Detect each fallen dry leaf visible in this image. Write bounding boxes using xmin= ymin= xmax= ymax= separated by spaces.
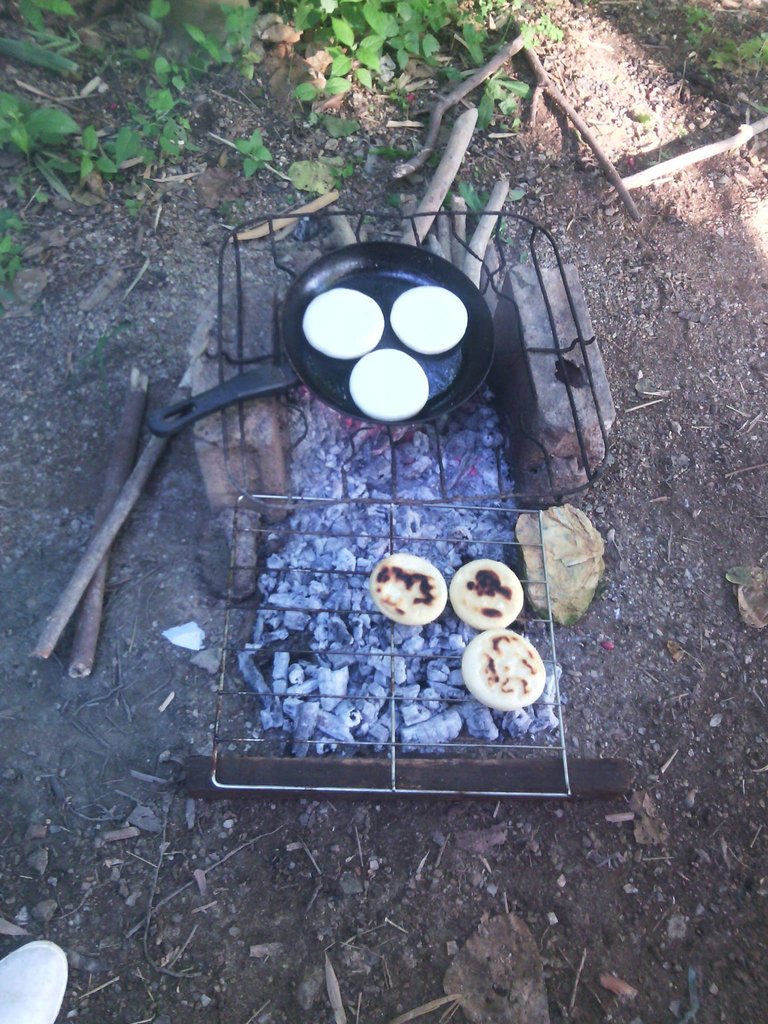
xmin=325 ymin=954 xmax=347 ymax=1024
xmin=628 ymin=790 xmax=669 ymax=846
xmin=731 ymin=567 xmax=768 ymax=629
xmin=600 ymin=973 xmax=638 ymax=999
xmin=455 ymin=825 xmax=507 ymax=855
xmin=666 ymin=639 xmax=686 ymax=662
xmin=250 ymin=942 xmax=284 ymax=959
xmin=443 ymin=914 xmax=549 ymax=1023
xmin=194 ymin=166 xmax=245 ymax=209
xmin=0 ymin=917 xmax=29 ymax=937
xmin=516 ymin=504 xmax=605 ymax=625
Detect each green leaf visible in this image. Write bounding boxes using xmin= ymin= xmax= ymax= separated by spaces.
xmin=148 ymin=87 xmax=175 ymax=115
xmin=422 ymin=34 xmax=439 ymax=59
xmin=477 ymin=89 xmax=494 ymax=130
xmin=322 ymin=115 xmax=359 ymax=138
xmin=27 ymin=106 xmax=80 ymax=144
xmin=506 ymin=79 xmax=531 ymax=98
xmin=243 ymin=156 xmax=258 ymax=178
xmin=34 ymin=155 xmax=71 ymax=199
xmin=288 ymin=158 xmax=337 ymax=194
xmin=80 ymin=152 xmax=94 ymax=179
xmin=111 ymin=126 xmax=142 ymax=166
xmin=726 ymin=566 xmax=754 ymax=586
xmin=325 ymin=77 xmax=351 ymax=95
xmin=154 ymin=55 xmax=172 ymax=77
xmin=35 ymin=0 xmax=76 ymax=15
xmin=356 ymin=44 xmax=381 ymax=70
xmin=354 ymin=66 xmax=372 ymax=88
xmin=331 ymin=52 xmax=353 ymax=76
xmin=150 ymin=0 xmax=171 ymax=19
xmin=508 ymin=186 xmax=525 ymax=201
xmin=363 ymin=1 xmax=397 ymax=37
xmin=10 ymin=123 xmax=31 ymax=154
xmin=294 ymin=81 xmax=319 ymax=102
xmin=81 ymin=124 xmax=98 ymax=151
xmin=331 ymin=17 xmax=355 ymax=47
xmin=0 ymin=37 xmax=78 ymax=73
xmin=462 ymin=23 xmax=485 ymax=65
xmin=96 ymin=154 xmax=117 ymax=174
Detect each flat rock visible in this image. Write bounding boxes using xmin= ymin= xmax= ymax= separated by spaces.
xmin=443 ymin=914 xmax=550 ymax=1024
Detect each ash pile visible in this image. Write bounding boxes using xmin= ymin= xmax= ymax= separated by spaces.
xmin=238 ymin=390 xmax=562 ymax=757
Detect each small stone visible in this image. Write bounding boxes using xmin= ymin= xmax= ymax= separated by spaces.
xmin=32 ymin=899 xmax=57 ymax=923
xmin=25 ymin=823 xmax=48 ymax=841
xmin=368 ymin=858 xmax=380 ymax=872
xmin=624 ymin=884 xmax=639 ymax=894
xmin=190 ymin=647 xmax=221 ymax=674
xmin=556 ymin=873 xmax=566 ymax=888
xmin=27 ymin=848 xmax=49 ymax=875
xmin=339 ymin=873 xmax=364 ymax=895
xmin=12 ymin=267 xmax=49 ymax=305
xmin=547 ymin=912 xmax=559 ymax=926
xmin=296 ymin=966 xmax=324 ymax=1010
xmin=486 ymin=883 xmax=499 ymax=896
xmin=199 ymin=994 xmax=212 ymax=1007
xmin=446 ymin=940 xmax=458 ymax=956
xmin=667 ymin=913 xmax=687 ymax=940
xmin=222 ymin=818 xmax=235 ymax=830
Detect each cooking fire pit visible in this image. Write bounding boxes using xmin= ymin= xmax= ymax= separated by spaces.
xmin=181 ymin=207 xmax=629 ymax=800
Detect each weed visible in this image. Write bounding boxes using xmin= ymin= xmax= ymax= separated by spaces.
xmin=234 ymin=129 xmax=272 ymax=177
xmin=0 ymin=211 xmax=25 ymax=314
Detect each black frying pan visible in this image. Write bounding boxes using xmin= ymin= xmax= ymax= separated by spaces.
xmin=148 ymin=242 xmax=495 ymax=437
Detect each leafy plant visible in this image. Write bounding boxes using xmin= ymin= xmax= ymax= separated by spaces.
xmin=0 ymin=211 xmax=25 ymax=314
xmin=18 ymin=0 xmax=76 ymax=32
xmin=234 ymin=129 xmax=272 ymax=177
xmin=477 ymin=72 xmax=530 ymax=130
xmin=0 ymin=91 xmax=79 ymax=156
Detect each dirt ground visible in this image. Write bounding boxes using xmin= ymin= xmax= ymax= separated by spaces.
xmin=1 ymin=1 xmax=767 ymax=1022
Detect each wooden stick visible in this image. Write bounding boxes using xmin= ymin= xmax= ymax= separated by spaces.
xmin=463 ymin=177 xmax=510 ymax=286
xmin=394 ymin=34 xmax=525 ymax=178
xmin=449 ymin=194 xmax=467 ymax=268
xmin=235 ymin=191 xmax=340 ymax=241
xmin=622 ymin=114 xmax=768 ymax=190
xmin=33 ymin=434 xmax=168 ymax=660
xmin=68 ymin=370 xmax=148 ymax=677
xmin=400 ymin=107 xmax=479 ymax=246
xmin=522 ymin=46 xmax=641 ymax=223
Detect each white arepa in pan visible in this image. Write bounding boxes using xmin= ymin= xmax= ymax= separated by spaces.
xmin=349 ymin=348 xmax=429 ymax=422
xmin=302 ymin=288 xmax=385 ymax=359
xmin=390 ymin=285 xmax=468 ymax=355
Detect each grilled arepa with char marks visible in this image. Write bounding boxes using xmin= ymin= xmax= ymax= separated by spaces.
xmin=460 ymin=628 xmax=546 ymax=710
xmin=369 ymin=553 xmax=448 ymax=625
xmin=449 ymin=558 xmax=524 ymax=630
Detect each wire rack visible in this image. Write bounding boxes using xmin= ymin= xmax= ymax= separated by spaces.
xmin=184 ymin=207 xmax=624 ymax=800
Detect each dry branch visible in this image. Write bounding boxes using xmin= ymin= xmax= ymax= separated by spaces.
xmin=401 ymin=106 xmax=479 ymax=245
xmin=622 ymin=114 xmax=768 ymax=190
xmin=522 ymin=46 xmax=641 ymax=222
xmin=463 ymin=177 xmax=510 ymax=286
xmin=68 ymin=369 xmax=147 ymax=677
xmin=33 ymin=329 xmax=211 ymax=661
xmin=235 ymin=191 xmax=340 ymax=241
xmin=394 ymin=34 xmax=526 ymax=178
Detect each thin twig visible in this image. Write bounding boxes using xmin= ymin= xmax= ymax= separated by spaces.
xmin=725 ymin=460 xmax=768 ymax=480
xmin=126 ymin=824 xmax=284 ymax=939
xmin=568 ymin=947 xmax=587 ymax=1014
xmin=523 ymin=46 xmax=641 ymax=222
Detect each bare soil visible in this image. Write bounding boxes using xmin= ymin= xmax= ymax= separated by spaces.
xmin=1 ymin=2 xmax=767 ymax=1023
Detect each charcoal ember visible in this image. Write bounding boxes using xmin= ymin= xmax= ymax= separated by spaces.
xmin=319 ymin=666 xmax=349 ymax=710
xmin=317 ymin=709 xmax=355 ymax=743
xmin=292 ymin=701 xmax=320 ymax=757
xmin=401 ymin=709 xmax=463 ymax=748
xmin=461 ymin=703 xmax=499 ymax=742
xmin=261 ymin=707 xmax=286 ymax=731
xmin=401 ymin=702 xmax=433 ymax=727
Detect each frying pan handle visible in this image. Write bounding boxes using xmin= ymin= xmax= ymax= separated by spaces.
xmin=147 ymin=364 xmax=299 ymax=437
